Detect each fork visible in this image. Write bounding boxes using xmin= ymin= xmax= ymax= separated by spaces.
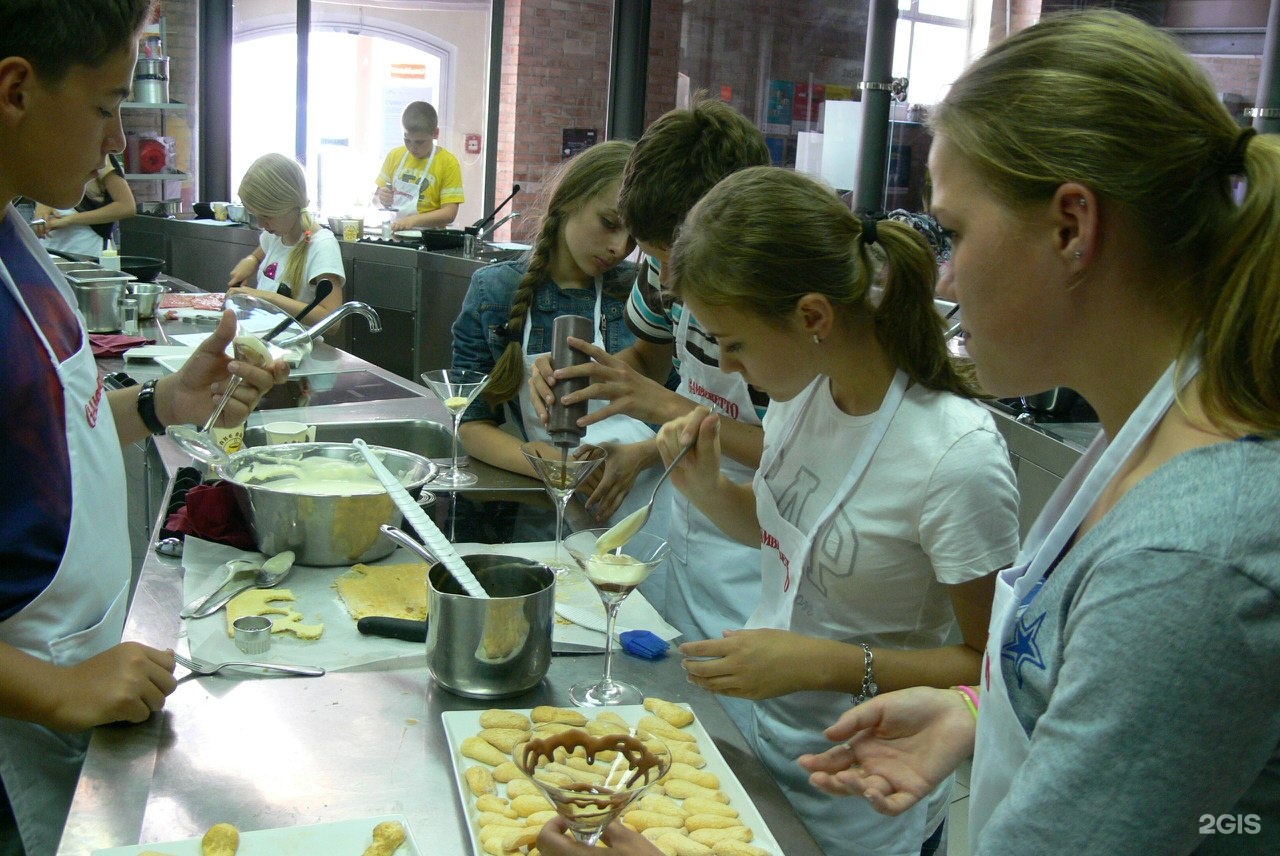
xmin=172 ymin=652 xmax=325 ymax=677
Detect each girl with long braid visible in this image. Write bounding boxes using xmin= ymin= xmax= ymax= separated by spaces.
xmin=227 ymin=153 xmax=345 ymax=325
xmin=451 ymin=141 xmax=673 ymax=564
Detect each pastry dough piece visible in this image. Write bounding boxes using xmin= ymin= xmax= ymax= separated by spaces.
xmin=480 ymin=728 xmax=530 ymax=754
xmin=463 ymin=736 xmax=510 ymax=767
xmin=638 ymin=715 xmax=697 ymax=744
xmin=643 ymin=697 xmax=695 ymax=728
xmin=662 ymin=780 xmax=728 ymax=803
xmin=264 ymin=610 xmax=324 ymax=640
xmin=361 ymin=819 xmax=407 ymax=856
xmin=201 ymin=822 xmax=239 ymax=856
xmin=710 ymin=841 xmax=769 ymax=856
xmin=334 ymin=562 xmax=428 ymax=621
xmin=480 ymin=709 xmax=533 ymax=731
xmin=224 ymin=589 xmax=323 ymax=639
xmin=689 ymin=826 xmax=752 ymax=846
xmin=466 ymin=765 xmax=497 ymax=796
xmin=531 ymin=705 xmax=588 ymax=726
xmin=682 ymin=797 xmax=738 ymax=818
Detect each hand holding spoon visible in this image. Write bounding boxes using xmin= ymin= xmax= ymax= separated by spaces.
xmin=594 ymin=439 xmax=694 ymax=554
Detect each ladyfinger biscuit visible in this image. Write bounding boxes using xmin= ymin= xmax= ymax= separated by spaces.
xmin=476 ymin=794 xmax=517 ymax=817
xmin=502 ymin=828 xmax=540 ymax=853
xmin=480 ymin=709 xmax=533 ymax=730
xmin=662 ymin=779 xmax=729 ymax=802
xmin=669 ymin=745 xmax=706 ymax=768
xmin=525 ymin=810 xmax=558 ymax=826
xmin=462 ymin=735 xmax=509 ymax=767
xmin=492 ymin=761 xmax=526 ymax=783
xmin=505 ymin=777 xmax=543 ymax=799
xmin=710 ymin=841 xmax=769 ymax=856
xmin=666 ymin=762 xmax=719 ymax=790
xmin=476 ymin=811 xmax=525 ymax=828
xmin=643 ymin=697 xmax=696 ymax=728
xmin=530 ymin=705 xmax=588 ymax=726
xmin=682 ymin=797 xmax=738 ymax=818
xmin=625 ymin=810 xmax=685 ymax=832
xmin=638 ymin=715 xmax=698 ymax=744
xmin=689 ymin=826 xmax=752 ymax=846
xmin=637 ymin=793 xmax=688 ymax=818
xmin=531 ymin=721 xmax=576 ymax=737
xmin=546 ymin=761 xmax=604 ymax=784
xmin=596 ymin=710 xmax=629 ymax=727
xmin=684 ymin=814 xmax=742 ymax=832
xmin=480 ymin=727 xmax=531 ymax=754
xmin=466 ymin=764 xmax=497 ymax=796
xmin=511 ymin=794 xmax=554 ymax=817
xmin=656 ymin=832 xmax=713 ymax=856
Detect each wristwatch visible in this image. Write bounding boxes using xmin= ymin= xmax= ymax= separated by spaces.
xmin=853 ymin=642 xmax=878 ymax=705
xmin=136 ymin=379 xmax=166 ymax=435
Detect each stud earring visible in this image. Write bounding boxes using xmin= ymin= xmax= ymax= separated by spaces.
xmin=812 ymin=334 xmax=822 ymax=345
xmin=1073 ymin=250 xmax=1084 ymax=260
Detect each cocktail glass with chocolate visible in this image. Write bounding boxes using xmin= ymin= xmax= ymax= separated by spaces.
xmin=517 ymin=729 xmax=671 ymax=845
xmin=521 ymin=443 xmax=607 ymax=575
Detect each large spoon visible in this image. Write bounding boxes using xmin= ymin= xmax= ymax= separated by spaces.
xmin=185 ymin=551 xmax=295 ymax=619
xmin=179 ymin=557 xmax=261 ymax=618
xmin=594 ymin=439 xmax=694 ymax=554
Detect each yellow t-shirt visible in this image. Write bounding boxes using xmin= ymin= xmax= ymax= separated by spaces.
xmin=376 ymin=145 xmax=465 ymax=213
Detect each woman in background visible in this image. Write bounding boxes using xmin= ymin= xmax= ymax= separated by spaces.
xmin=34 ymin=153 xmax=135 ymax=256
xmin=227 ymin=153 xmax=344 ymax=325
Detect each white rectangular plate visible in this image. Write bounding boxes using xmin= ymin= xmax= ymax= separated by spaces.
xmin=91 ymin=813 xmax=420 ymax=855
xmin=441 ymin=704 xmax=783 ymax=856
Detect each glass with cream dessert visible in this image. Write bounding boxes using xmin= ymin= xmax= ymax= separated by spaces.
xmin=516 ymin=729 xmax=671 ymax=845
xmin=563 ymin=529 xmax=671 ymax=706
xmin=420 ymin=369 xmax=490 ymax=487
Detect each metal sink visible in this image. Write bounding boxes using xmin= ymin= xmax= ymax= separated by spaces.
xmin=475 ymin=248 xmax=528 ymax=263
xmin=244 ymin=418 xmax=456 ymax=460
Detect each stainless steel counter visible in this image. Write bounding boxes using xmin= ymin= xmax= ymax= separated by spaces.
xmin=62 ymin=323 xmax=823 ymax=855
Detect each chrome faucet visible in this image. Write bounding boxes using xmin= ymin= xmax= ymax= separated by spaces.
xmin=477 ymin=211 xmax=521 ymax=242
xmin=274 ymin=301 xmax=382 ymax=348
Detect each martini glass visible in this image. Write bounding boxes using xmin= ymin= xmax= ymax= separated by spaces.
xmin=421 ymin=369 xmax=490 ymax=487
xmin=516 ymin=729 xmax=671 ymax=845
xmin=563 ymin=529 xmax=670 ymax=706
xmin=520 ymin=442 xmax=606 ymax=574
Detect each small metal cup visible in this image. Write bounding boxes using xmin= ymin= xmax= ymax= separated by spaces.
xmin=233 ymin=615 xmax=273 ymax=655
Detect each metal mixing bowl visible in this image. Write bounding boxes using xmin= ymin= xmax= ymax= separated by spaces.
xmin=217 ymin=442 xmax=438 ymax=566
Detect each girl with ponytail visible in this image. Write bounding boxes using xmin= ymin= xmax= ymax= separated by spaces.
xmin=228 ymin=153 xmax=345 ymax=325
xmin=452 ymin=141 xmax=673 ymax=545
xmin=650 ymin=165 xmax=1019 ymax=855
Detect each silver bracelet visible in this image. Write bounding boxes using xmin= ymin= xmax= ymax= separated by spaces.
xmin=853 ymin=642 xmax=878 ymax=705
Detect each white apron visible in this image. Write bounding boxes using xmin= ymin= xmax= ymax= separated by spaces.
xmin=968 ymin=357 xmax=1196 ymax=851
xmin=0 ymin=219 xmax=131 ymax=856
xmin=517 ymin=285 xmax=672 ymax=604
xmin=41 ymin=210 xmax=105 ymax=258
xmin=663 ymin=305 xmax=764 ymax=732
xmin=747 ymin=372 xmax=936 ymax=855
xmin=390 ymin=146 xmax=438 ymax=219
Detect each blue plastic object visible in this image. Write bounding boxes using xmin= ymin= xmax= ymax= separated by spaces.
xmin=620 ymin=630 xmax=669 ymax=660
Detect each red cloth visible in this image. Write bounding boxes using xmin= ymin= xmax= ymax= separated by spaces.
xmin=89 ymin=334 xmax=152 ymax=357
xmin=164 ymin=482 xmax=257 ymax=551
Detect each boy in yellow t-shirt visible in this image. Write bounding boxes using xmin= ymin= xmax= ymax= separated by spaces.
xmin=375 ymin=101 xmax=465 ymax=231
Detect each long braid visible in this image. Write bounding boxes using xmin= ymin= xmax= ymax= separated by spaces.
xmin=482 ymin=211 xmax=562 ymax=407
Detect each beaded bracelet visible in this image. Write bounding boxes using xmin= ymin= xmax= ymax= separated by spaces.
xmin=952 ymin=684 xmax=980 ymax=720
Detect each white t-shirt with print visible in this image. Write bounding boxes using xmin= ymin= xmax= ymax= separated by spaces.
xmin=255 ymin=227 xmax=344 ymax=302
xmin=759 ymin=376 xmax=1020 ymax=647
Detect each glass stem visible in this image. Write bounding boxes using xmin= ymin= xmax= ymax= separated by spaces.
xmin=553 ymin=494 xmax=568 ymax=564
xmin=601 ymin=598 xmax=621 ymax=688
xmin=450 ymin=416 xmax=461 ymax=476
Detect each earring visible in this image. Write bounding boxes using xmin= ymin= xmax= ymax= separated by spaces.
xmin=1073 ymin=250 xmax=1084 ymax=260
xmin=812 ymin=334 xmax=822 ymax=345
xmin=1079 ymin=198 xmax=1087 ymax=208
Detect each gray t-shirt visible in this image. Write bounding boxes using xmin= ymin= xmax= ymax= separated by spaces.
xmin=979 ymin=438 xmax=1280 ymax=855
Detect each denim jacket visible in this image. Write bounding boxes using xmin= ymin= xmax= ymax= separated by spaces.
xmin=451 ymin=259 xmax=638 ymax=429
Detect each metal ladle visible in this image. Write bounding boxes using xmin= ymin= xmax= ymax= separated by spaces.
xmin=185 ymin=551 xmax=295 ymax=619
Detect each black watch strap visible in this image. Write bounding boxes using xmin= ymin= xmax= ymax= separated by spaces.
xmin=136 ymin=379 xmax=166 ymax=435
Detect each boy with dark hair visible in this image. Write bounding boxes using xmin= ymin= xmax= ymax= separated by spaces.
xmin=375 ymin=100 xmax=465 ymax=231
xmin=0 ymin=4 xmax=284 ymax=851
xmin=530 ymin=97 xmax=772 ymax=731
